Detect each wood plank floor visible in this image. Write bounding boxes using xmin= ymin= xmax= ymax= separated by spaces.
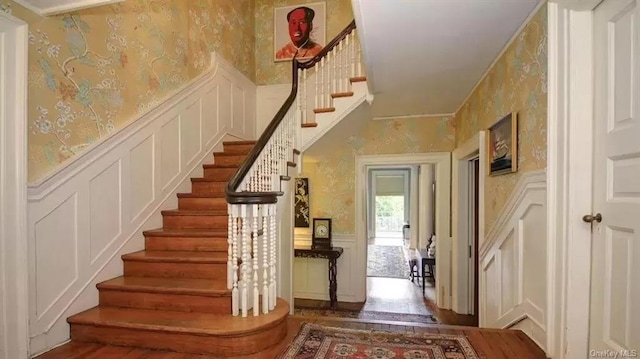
xmin=37 ymin=316 xmax=547 ymax=359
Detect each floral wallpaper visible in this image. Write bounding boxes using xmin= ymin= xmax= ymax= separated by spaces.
xmin=3 ymin=0 xmax=254 ymax=183
xmin=454 ymin=4 xmax=547 ymax=233
xmin=255 ymin=0 xmax=353 ymax=85
xmin=300 ymin=116 xmax=455 ymax=235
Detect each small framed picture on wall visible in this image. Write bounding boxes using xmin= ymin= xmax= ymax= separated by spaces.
xmin=487 ymin=112 xmax=518 ymax=176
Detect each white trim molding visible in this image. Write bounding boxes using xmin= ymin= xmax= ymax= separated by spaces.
xmin=26 ymin=52 xmax=256 ymax=356
xmin=12 ymin=0 xmax=124 ymax=16
xmin=0 ymin=12 xmax=29 ymax=359
xmin=451 ymin=131 xmax=486 ymax=315
xmin=479 ymin=169 xmax=547 ymax=351
xmin=372 ymin=113 xmax=455 ymax=121
xmin=355 ymin=153 xmax=452 ymax=308
xmin=547 ymin=2 xmax=598 ymax=358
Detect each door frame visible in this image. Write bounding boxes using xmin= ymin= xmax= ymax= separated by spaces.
xmin=547 ymin=1 xmax=601 ymax=358
xmin=0 ymin=11 xmax=29 ymax=359
xmin=451 ymin=132 xmax=486 ymax=316
xmin=355 ymin=153 xmax=451 ymax=308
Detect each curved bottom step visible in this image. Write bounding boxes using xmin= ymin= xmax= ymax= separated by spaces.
xmin=68 ymin=298 xmax=289 ymax=357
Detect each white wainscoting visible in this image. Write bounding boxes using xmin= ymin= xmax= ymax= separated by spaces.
xmin=479 ymin=169 xmax=547 ymax=351
xmin=26 ymin=52 xmax=256 ymax=356
xmin=256 ymin=84 xmax=290 ymax=137
xmin=293 ymin=233 xmax=360 ymax=303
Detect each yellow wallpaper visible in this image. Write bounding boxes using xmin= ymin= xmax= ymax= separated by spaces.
xmin=255 ymin=0 xmax=353 ymax=85
xmin=300 ymin=116 xmax=455 ymax=235
xmin=454 ymin=4 xmax=547 ymax=233
xmin=1 ymin=0 xmax=254 ymax=183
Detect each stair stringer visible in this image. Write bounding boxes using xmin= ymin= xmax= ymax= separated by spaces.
xmin=301 ymin=81 xmax=371 ymax=152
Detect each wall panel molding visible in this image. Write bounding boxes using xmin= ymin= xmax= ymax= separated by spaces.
xmin=26 ymin=52 xmax=256 ymax=356
xmin=480 ymin=169 xmax=547 ymax=351
xmin=293 ymin=234 xmax=359 ymax=302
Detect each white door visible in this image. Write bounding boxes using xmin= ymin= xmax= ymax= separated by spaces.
xmin=590 ymin=0 xmax=640 ymax=352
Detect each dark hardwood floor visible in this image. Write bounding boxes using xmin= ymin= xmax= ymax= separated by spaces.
xmin=37 ymin=316 xmax=546 ymax=359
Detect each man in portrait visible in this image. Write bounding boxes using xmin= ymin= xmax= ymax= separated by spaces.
xmin=276 ymin=6 xmax=323 ymax=60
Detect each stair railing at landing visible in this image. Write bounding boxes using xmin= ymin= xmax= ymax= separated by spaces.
xmin=225 ymin=20 xmax=364 ymax=317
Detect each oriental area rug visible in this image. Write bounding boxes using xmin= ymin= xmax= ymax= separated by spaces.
xmin=278 ymin=323 xmax=479 ymax=359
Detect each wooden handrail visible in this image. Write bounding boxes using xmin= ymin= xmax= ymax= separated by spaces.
xmin=225 ymin=20 xmax=357 ymax=204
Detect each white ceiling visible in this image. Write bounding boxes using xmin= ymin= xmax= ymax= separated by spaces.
xmin=353 ymin=0 xmax=542 ymax=118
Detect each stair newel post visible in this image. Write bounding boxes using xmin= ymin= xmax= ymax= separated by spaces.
xmin=269 ymin=203 xmax=277 ymax=310
xmin=262 ymin=205 xmax=269 ymax=314
xmin=240 ymin=204 xmax=249 ymax=317
xmin=231 ymin=205 xmax=240 ymax=316
xmin=252 ymin=204 xmax=259 ymax=316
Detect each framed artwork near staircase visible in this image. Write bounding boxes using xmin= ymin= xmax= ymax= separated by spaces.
xmin=274 ymin=2 xmax=326 ymax=62
xmin=487 ymin=112 xmax=518 ymax=176
xmin=294 ymin=178 xmax=310 ymax=227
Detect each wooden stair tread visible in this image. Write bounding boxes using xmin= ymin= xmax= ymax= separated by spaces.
xmin=161 ymin=209 xmax=228 ymax=216
xmin=350 ymin=76 xmax=367 ymax=82
xmin=213 ymin=152 xmax=246 ymax=157
xmin=202 ymin=164 xmax=239 ymax=169
xmin=176 ymin=192 xmax=225 ymax=199
xmin=98 ymin=276 xmax=230 ymax=296
xmin=287 ymin=161 xmax=297 ymax=168
xmin=143 ymin=228 xmax=228 ymax=237
xmin=313 ymin=107 xmax=335 ymax=114
xmin=191 ymin=178 xmax=228 ymax=183
xmin=223 ymin=140 xmax=256 ymax=146
xmin=122 ymin=250 xmax=227 ymax=263
xmin=331 ymin=91 xmax=354 ymax=98
xmin=301 ymin=123 xmax=318 ymax=128
xmin=68 ymin=299 xmax=289 ymax=336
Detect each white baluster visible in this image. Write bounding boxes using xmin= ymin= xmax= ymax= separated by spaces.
xmin=262 ymin=206 xmax=270 ymax=314
xmin=227 ymin=207 xmax=233 ymax=290
xmin=320 ymin=57 xmax=325 ymax=108
xmin=351 ymin=32 xmax=356 ymax=78
xmin=357 ymin=35 xmax=362 ymax=77
xmin=252 ymin=205 xmax=259 ymax=316
xmin=343 ymin=38 xmax=349 ymax=91
xmin=231 ymin=206 xmax=239 ymax=316
xmin=337 ymin=41 xmax=342 ymax=93
xmin=331 ymin=49 xmax=336 ymax=95
xmin=241 ymin=205 xmax=249 ymax=317
xmin=303 ymin=68 xmax=308 ymax=126
xmin=269 ymin=204 xmax=277 ymax=310
xmin=314 ymin=66 xmax=319 ymax=111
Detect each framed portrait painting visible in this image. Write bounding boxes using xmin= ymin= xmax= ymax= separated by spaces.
xmin=487 ymin=112 xmax=518 ymax=176
xmin=274 ymin=2 xmax=326 ymax=62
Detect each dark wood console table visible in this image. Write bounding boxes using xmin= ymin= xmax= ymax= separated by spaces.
xmin=294 ymin=246 xmax=344 ymax=309
xmin=418 ymin=248 xmax=436 ymax=294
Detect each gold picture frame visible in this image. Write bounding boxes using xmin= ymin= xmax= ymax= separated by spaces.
xmin=487 ymin=112 xmax=518 ymax=176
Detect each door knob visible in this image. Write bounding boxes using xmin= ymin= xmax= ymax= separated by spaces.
xmin=582 ymin=213 xmax=602 ymax=223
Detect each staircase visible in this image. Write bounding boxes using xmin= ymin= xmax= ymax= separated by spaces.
xmin=61 ymin=21 xmax=367 ymax=358
xmin=66 ymin=141 xmax=290 ymax=357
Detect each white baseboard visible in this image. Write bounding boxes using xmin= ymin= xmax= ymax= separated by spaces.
xmin=26 ymin=52 xmax=257 ymax=356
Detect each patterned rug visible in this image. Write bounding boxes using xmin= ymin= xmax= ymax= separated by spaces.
xmin=367 ymin=245 xmax=410 ymax=278
xmin=294 ymin=308 xmax=439 ymax=324
xmin=279 ymin=323 xmax=479 ymax=358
